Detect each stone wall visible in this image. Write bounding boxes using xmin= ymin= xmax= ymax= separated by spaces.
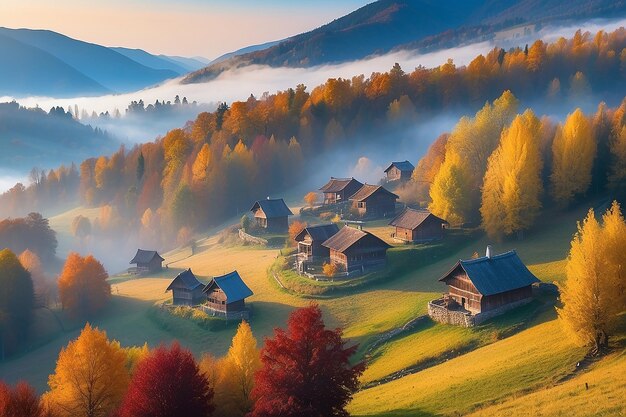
xmin=238 ymin=229 xmax=268 ymax=245
xmin=428 ymin=297 xmax=534 ymax=327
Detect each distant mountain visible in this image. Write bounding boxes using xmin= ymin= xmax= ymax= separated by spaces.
xmin=162 ymin=55 xmax=210 ymax=72
xmin=183 ymin=0 xmax=626 ymax=84
xmin=207 ymin=39 xmax=282 ymax=66
xmin=111 ymin=47 xmax=191 ymax=75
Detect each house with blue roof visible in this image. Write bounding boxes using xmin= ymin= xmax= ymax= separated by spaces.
xmin=166 ymin=268 xmax=206 ymax=306
xmin=203 ymin=270 xmax=253 ymax=316
xmin=384 ymin=160 xmax=414 ymax=182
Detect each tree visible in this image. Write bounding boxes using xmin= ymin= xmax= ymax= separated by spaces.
xmin=57 ymin=253 xmax=110 ymax=318
xmin=18 ymin=249 xmax=52 ymax=307
xmin=322 ymin=262 xmax=338 ymax=278
xmin=480 ymin=110 xmax=543 ymax=239
xmin=0 ymin=381 xmax=48 ymax=417
xmin=557 ymin=202 xmax=626 ymax=355
xmin=70 ymin=216 xmax=91 ymax=240
xmin=428 ymin=150 xmax=472 ymax=225
xmin=303 ymin=192 xmax=318 ymax=208
xmin=288 ymin=221 xmax=307 ymax=244
xmin=136 ymin=152 xmax=145 ymax=183
xmin=551 ymin=109 xmax=596 ymax=206
xmin=0 ymin=249 xmax=34 ymax=359
xmin=250 ymin=304 xmax=364 ymax=417
xmin=118 ymin=343 xmax=214 ymax=417
xmin=44 ymin=324 xmax=129 ymax=417
xmin=240 ymin=215 xmax=251 ymax=233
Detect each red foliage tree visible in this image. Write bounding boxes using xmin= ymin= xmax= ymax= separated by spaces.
xmin=0 ymin=380 xmax=49 ymax=417
xmin=118 ymin=343 xmax=214 ymax=417
xmin=250 ymin=304 xmax=364 ymax=417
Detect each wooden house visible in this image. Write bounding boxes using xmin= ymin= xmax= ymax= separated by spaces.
xmin=166 ymin=269 xmax=206 ymax=306
xmin=319 ymin=177 xmax=363 ymax=205
xmin=349 ymin=184 xmax=399 ymax=218
xmin=384 ymin=161 xmax=414 ymax=182
xmin=322 ymin=226 xmax=390 ymax=274
xmin=249 ymin=198 xmax=293 ymax=233
xmin=438 ymin=247 xmax=540 ymax=314
xmin=202 ymin=271 xmax=253 ymax=314
xmin=129 ymin=249 xmax=164 ymax=273
xmin=294 ymin=223 xmax=340 ymax=261
xmin=389 ymin=208 xmax=448 ymax=243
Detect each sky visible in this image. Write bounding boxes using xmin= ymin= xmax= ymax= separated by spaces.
xmin=0 ymin=0 xmax=371 ymax=58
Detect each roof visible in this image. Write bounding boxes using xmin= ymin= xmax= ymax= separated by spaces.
xmin=349 ymin=184 xmax=399 ymax=202
xmin=384 ymin=161 xmax=415 ymax=173
xmin=440 ymin=250 xmax=540 ymax=296
xmin=166 ymin=269 xmax=205 ymax=291
xmin=203 ymin=271 xmax=253 ymax=304
xmin=322 ymin=226 xmax=390 ymax=253
xmin=250 ymin=198 xmax=293 ymax=218
xmin=389 ymin=208 xmax=447 ymax=230
xmin=319 ymin=177 xmax=363 ymax=193
xmin=130 ymin=249 xmax=164 ymax=264
xmin=294 ymin=223 xmax=340 ymax=242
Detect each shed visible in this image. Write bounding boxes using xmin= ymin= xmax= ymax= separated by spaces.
xmin=250 ymin=198 xmax=293 ymax=233
xmin=389 ymin=208 xmax=448 ymax=243
xmin=203 ymin=271 xmax=254 ymax=313
xmin=349 ymin=184 xmax=399 ymax=218
xmin=129 ymin=249 xmax=164 ymax=273
xmin=322 ymin=226 xmax=390 ymax=274
xmin=319 ymin=177 xmax=364 ymax=205
xmin=384 ymin=161 xmax=414 ymax=182
xmin=294 ymin=223 xmax=340 ymax=260
xmin=166 ymin=268 xmax=206 ymax=306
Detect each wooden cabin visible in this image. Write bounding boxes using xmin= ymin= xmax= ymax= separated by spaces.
xmin=129 ymin=249 xmax=164 ymax=273
xmin=349 ymin=184 xmax=399 ymax=218
xmin=294 ymin=223 xmax=340 ymax=261
xmin=165 ymin=269 xmax=206 ymax=306
xmin=439 ymin=247 xmax=540 ymax=314
xmin=202 ymin=271 xmax=253 ymax=314
xmin=319 ymin=177 xmax=363 ymax=205
xmin=249 ymin=198 xmax=293 ymax=233
xmin=322 ymin=226 xmax=390 ymax=274
xmin=389 ymin=208 xmax=448 ymax=243
xmin=384 ymin=161 xmax=414 ymax=182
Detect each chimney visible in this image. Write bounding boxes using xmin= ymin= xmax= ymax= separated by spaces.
xmin=486 ymin=245 xmax=493 ymax=259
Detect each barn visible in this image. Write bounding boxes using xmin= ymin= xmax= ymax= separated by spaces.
xmin=249 ymin=198 xmax=293 ymax=233
xmin=319 ymin=177 xmax=364 ymax=205
xmin=429 ymin=247 xmax=540 ymax=326
xmin=322 ymin=226 xmax=390 ymax=274
xmin=349 ymin=184 xmax=399 ymax=218
xmin=165 ymin=269 xmax=206 ymax=306
xmin=203 ymin=271 xmax=254 ymax=316
xmin=384 ymin=160 xmax=415 ymax=182
xmin=129 ymin=249 xmax=164 ymax=273
xmin=389 ymin=208 xmax=448 ymax=243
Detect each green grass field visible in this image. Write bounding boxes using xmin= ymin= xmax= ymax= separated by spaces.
xmin=1 ymin=201 xmax=624 ymax=417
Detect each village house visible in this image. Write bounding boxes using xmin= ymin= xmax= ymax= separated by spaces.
xmin=389 ymin=208 xmax=448 ymax=243
xmin=165 ymin=268 xmax=206 ymax=306
xmin=202 ymin=271 xmax=254 ymax=317
xmin=249 ymin=198 xmax=293 ymax=233
xmin=319 ymin=177 xmax=364 ymax=205
xmin=384 ymin=160 xmax=415 ymax=182
xmin=349 ymin=184 xmax=399 ymax=218
xmin=429 ymin=246 xmax=540 ymax=327
xmin=322 ymin=225 xmax=391 ymax=274
xmin=129 ymin=249 xmax=164 ymax=273
xmin=294 ymin=223 xmax=340 ymax=261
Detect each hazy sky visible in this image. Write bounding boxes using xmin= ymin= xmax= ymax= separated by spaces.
xmin=1 ymin=0 xmax=371 ymax=58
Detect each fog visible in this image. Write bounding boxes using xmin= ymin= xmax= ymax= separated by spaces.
xmin=0 ymin=169 xmax=26 ymax=192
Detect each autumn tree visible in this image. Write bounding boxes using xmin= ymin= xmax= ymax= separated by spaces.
xmin=19 ymin=249 xmax=52 ymax=307
xmin=70 ymin=215 xmax=91 ymax=240
xmin=250 ymin=304 xmax=364 ymax=417
xmin=57 ymin=253 xmax=110 ymax=318
xmin=44 ymin=324 xmax=129 ymax=417
xmin=288 ymin=221 xmax=307 ymax=244
xmin=428 ymin=150 xmax=472 ymax=225
xmin=322 ymin=262 xmax=338 ymax=278
xmin=481 ymin=110 xmax=543 ymax=239
xmin=551 ymin=109 xmax=596 ymax=206
xmin=118 ymin=343 xmax=214 ymax=417
xmin=0 ymin=249 xmax=34 ymax=358
xmin=0 ymin=381 xmax=49 ymax=417
xmin=304 ymin=192 xmax=318 ymax=208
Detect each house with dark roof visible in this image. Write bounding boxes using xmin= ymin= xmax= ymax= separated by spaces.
xmin=389 ymin=208 xmax=448 ymax=243
xmin=349 ymin=184 xmax=399 ymax=218
xmin=429 ymin=247 xmax=540 ymax=326
xmin=294 ymin=223 xmax=340 ymax=261
xmin=250 ymin=198 xmax=293 ymax=233
xmin=130 ymin=249 xmax=164 ymax=273
xmin=322 ymin=226 xmax=390 ymax=274
xmin=166 ymin=269 xmax=206 ymax=306
xmin=203 ymin=271 xmax=253 ymax=315
xmin=319 ymin=177 xmax=363 ymax=205
xmin=384 ymin=161 xmax=414 ymax=182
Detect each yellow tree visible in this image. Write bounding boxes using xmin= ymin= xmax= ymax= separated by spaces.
xmin=609 ymin=124 xmax=626 ymax=190
xmin=557 ymin=203 xmax=626 ymax=354
xmin=303 ymin=192 xmax=318 ymax=207
xmin=551 ymin=109 xmax=596 ymax=206
xmin=191 ymin=143 xmax=212 ymax=186
xmin=43 ymin=324 xmax=129 ymax=417
xmin=481 ymin=110 xmax=543 ymax=239
xmin=428 ymin=150 xmax=472 ymax=225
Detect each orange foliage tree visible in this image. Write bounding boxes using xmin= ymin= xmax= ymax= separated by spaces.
xmin=288 ymin=221 xmax=307 ymax=244
xmin=57 ymin=253 xmax=110 ymax=318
